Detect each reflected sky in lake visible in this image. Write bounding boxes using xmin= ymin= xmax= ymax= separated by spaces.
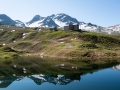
xmin=0 ymin=64 xmax=120 ymax=90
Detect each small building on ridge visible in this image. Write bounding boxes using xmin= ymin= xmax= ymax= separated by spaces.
xmin=64 ymin=23 xmax=79 ymax=30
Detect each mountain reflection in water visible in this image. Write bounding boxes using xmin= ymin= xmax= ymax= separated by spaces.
xmin=112 ymin=64 xmax=120 ymax=70
xmin=0 ymin=74 xmax=81 ymax=88
xmin=0 ymin=64 xmax=120 ymax=90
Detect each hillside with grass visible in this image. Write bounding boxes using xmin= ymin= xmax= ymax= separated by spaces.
xmin=0 ymin=26 xmax=120 ymax=60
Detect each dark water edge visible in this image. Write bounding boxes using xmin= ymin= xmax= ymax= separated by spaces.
xmin=0 ymin=56 xmax=119 ymax=76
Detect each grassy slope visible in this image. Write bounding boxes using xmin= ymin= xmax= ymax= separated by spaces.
xmin=0 ymin=26 xmax=120 ymax=59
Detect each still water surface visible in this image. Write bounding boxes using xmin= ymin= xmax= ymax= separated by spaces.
xmin=0 ymin=64 xmax=120 ymax=90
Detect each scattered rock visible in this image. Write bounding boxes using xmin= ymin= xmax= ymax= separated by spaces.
xmin=13 ymin=65 xmax=16 ymax=68
xmin=39 ymin=29 xmax=41 ymax=31
xmin=71 ymin=38 xmax=74 ymax=40
xmin=22 ymin=36 xmax=26 ymax=39
xmin=13 ymin=40 xmax=16 ymax=43
xmin=71 ymin=38 xmax=77 ymax=40
xmin=22 ymin=33 xmax=26 ymax=36
xmin=40 ymin=53 xmax=44 ymax=56
xmin=23 ymin=68 xmax=26 ymax=71
xmin=2 ymin=43 xmax=6 ymax=46
xmin=0 ymin=29 xmax=3 ymax=30
xmin=23 ymin=70 xmax=26 ymax=73
xmin=40 ymin=53 xmax=44 ymax=58
xmin=13 ymin=74 xmax=16 ymax=76
xmin=58 ymin=39 xmax=64 ymax=41
xmin=66 ymin=43 xmax=73 ymax=48
xmin=60 ymin=42 xmax=64 ymax=44
xmin=40 ymin=55 xmax=44 ymax=58
xmin=11 ymin=30 xmax=15 ymax=32
xmin=55 ymin=64 xmax=65 ymax=67
xmin=72 ymin=66 xmax=74 ymax=69
xmin=55 ymin=65 xmax=59 ymax=67
xmin=23 ymin=68 xmax=26 ymax=73
xmin=72 ymin=66 xmax=77 ymax=69
xmin=60 ymin=64 xmax=65 ymax=67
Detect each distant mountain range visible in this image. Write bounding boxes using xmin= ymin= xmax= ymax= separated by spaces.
xmin=0 ymin=74 xmax=80 ymax=88
xmin=0 ymin=14 xmax=25 ymax=27
xmin=0 ymin=13 xmax=120 ymax=34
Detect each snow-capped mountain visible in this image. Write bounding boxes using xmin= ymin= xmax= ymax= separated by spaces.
xmin=25 ymin=14 xmax=120 ymax=34
xmin=0 ymin=14 xmax=16 ymax=25
xmin=40 ymin=16 xmax=59 ymax=27
xmin=50 ymin=14 xmax=55 ymax=19
xmin=52 ymin=13 xmax=79 ymax=27
xmin=27 ymin=13 xmax=80 ymax=28
xmin=28 ymin=16 xmax=59 ymax=27
xmin=15 ymin=20 xmax=26 ymax=27
xmin=0 ymin=14 xmax=25 ymax=27
xmin=104 ymin=24 xmax=120 ymax=34
xmin=79 ymin=22 xmax=105 ymax=32
xmin=26 ymin=13 xmax=104 ymax=33
xmin=26 ymin=15 xmax=45 ymax=26
xmin=1 ymin=13 xmax=120 ymax=34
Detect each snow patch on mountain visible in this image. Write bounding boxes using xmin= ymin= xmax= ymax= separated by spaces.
xmin=28 ymin=16 xmax=59 ymax=27
xmin=15 ymin=20 xmax=25 ymax=27
xmin=53 ymin=19 xmax=67 ymax=27
xmin=28 ymin=19 xmax=45 ymax=27
xmin=79 ymin=23 xmax=104 ymax=32
xmin=52 ymin=13 xmax=79 ymax=27
xmin=26 ymin=15 xmax=45 ymax=26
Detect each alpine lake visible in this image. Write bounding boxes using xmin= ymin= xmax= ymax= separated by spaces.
xmin=0 ymin=56 xmax=120 ymax=90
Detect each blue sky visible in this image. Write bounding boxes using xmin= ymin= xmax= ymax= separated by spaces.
xmin=0 ymin=0 xmax=120 ymax=27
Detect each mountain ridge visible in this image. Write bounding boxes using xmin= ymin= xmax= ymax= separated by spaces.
xmin=0 ymin=14 xmax=16 ymax=25
xmin=0 ymin=13 xmax=120 ymax=34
